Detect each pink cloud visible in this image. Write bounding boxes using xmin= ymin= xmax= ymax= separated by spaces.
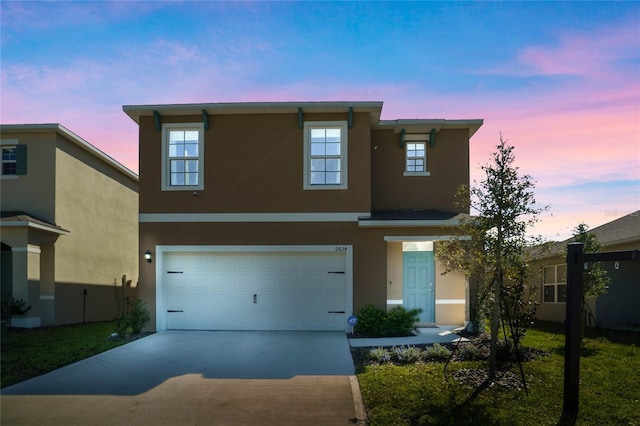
xmin=476 ymin=23 xmax=639 ymax=81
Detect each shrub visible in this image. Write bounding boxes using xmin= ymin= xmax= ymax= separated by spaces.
xmin=368 ymin=347 xmax=392 ymax=364
xmin=1 ymin=297 xmax=31 ymax=321
xmin=422 ymin=343 xmax=452 ymax=362
xmin=391 ymin=345 xmax=422 ymax=365
xmin=455 ymin=342 xmax=483 ymax=361
xmin=384 ymin=306 xmax=420 ymax=337
xmin=114 ymin=298 xmax=150 ymax=337
xmin=354 ymin=304 xmax=420 ymax=337
xmin=354 ymin=304 xmax=387 ymax=337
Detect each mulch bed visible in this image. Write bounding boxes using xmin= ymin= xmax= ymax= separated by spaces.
xmin=352 ymin=332 xmax=550 ymax=390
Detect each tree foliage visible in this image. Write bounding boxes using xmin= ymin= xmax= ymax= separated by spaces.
xmin=569 ymin=223 xmax=610 ymax=300
xmin=438 ymin=134 xmax=547 ymax=379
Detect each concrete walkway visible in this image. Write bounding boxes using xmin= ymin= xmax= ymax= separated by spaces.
xmin=349 ymin=326 xmax=468 ymax=348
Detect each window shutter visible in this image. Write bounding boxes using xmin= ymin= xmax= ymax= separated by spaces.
xmin=15 ymin=145 xmax=27 ymax=175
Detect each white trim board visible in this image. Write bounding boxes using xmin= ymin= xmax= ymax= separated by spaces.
xmin=360 ymin=220 xmax=461 ymax=228
xmin=384 ymin=235 xmax=471 ymax=242
xmin=140 ymin=212 xmax=368 ymax=223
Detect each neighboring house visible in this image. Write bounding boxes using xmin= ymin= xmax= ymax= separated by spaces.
xmin=534 ymin=211 xmax=640 ymax=329
xmin=0 ymin=124 xmax=139 ymax=327
xmin=123 ymin=101 xmax=483 ymax=332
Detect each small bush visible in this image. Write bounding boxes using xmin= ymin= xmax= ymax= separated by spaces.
xmin=369 ymin=347 xmax=392 ymax=364
xmin=354 ymin=304 xmax=420 ymax=337
xmin=354 ymin=304 xmax=387 ymax=337
xmin=384 ymin=306 xmax=421 ymax=337
xmin=115 ymin=298 xmax=150 ymax=337
xmin=456 ymin=342 xmax=483 ymax=361
xmin=391 ymin=345 xmax=422 ymax=365
xmin=422 ymin=343 xmax=452 ymax=362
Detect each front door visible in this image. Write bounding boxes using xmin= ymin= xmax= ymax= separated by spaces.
xmin=402 ymin=251 xmax=435 ymax=323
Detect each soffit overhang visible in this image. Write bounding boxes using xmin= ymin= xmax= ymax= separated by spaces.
xmin=0 ymin=212 xmax=70 ymax=236
xmin=376 ymin=119 xmax=484 ymax=138
xmin=123 ymin=101 xmax=384 ymax=124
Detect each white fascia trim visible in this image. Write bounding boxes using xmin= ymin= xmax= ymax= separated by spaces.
xmin=0 ymin=221 xmax=70 ymax=235
xmin=403 ymin=171 xmax=431 ymax=177
xmin=384 ymin=235 xmax=471 ymax=242
xmin=155 ymin=244 xmax=352 ymax=253
xmin=140 ymin=212 xmax=369 ymax=223
xmin=360 ymin=220 xmax=461 ymax=228
xmin=12 ymin=244 xmax=42 ymax=254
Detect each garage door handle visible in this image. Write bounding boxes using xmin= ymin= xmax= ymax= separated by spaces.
xmin=167 ymin=271 xmax=183 ymax=274
xmin=328 ymin=271 xmax=345 ymax=274
xmin=167 ymin=310 xmax=184 ymax=313
xmin=328 ymin=311 xmax=346 ymax=314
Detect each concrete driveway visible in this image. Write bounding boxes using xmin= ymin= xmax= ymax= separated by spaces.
xmin=1 ymin=331 xmax=366 ymax=425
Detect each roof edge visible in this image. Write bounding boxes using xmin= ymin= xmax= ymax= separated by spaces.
xmin=123 ymin=101 xmax=384 ymax=124
xmin=0 ymin=123 xmax=138 ymax=182
xmin=376 ymin=119 xmax=484 ymax=138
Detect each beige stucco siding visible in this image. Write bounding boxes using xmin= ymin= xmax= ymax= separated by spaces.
xmin=1 ymin=131 xmax=56 ymax=223
xmin=385 ymin=241 xmax=466 ymax=325
xmin=53 ymin=135 xmax=138 ymax=323
xmin=54 ymin=136 xmax=138 ymax=285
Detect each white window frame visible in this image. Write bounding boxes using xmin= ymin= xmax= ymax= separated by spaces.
xmin=403 ymin=140 xmax=430 ymax=176
xmin=161 ymin=123 xmax=205 ymax=191
xmin=303 ymin=121 xmax=348 ymax=190
xmin=1 ymin=139 xmax=20 ymax=179
xmin=543 ymin=264 xmax=567 ymax=304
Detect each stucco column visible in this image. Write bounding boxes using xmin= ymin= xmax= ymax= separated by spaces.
xmin=39 ymin=245 xmax=55 ymax=325
xmin=11 ymin=245 xmax=42 ymax=328
xmin=11 ymin=247 xmax=29 ymax=302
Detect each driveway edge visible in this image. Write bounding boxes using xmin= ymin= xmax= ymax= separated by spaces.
xmin=350 ymin=375 xmax=368 ymax=425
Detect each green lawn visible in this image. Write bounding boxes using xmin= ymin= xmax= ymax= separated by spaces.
xmin=357 ymin=322 xmax=640 ymax=425
xmin=1 ymin=321 xmax=131 ymax=388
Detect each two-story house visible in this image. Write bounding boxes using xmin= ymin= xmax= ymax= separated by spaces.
xmin=123 ymin=102 xmax=482 ymax=332
xmin=0 ymin=124 xmax=138 ymax=327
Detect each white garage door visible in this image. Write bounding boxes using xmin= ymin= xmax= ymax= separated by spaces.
xmin=163 ymin=250 xmax=348 ymax=331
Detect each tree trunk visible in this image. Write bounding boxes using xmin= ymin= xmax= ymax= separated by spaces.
xmin=489 ymin=273 xmax=500 ymax=380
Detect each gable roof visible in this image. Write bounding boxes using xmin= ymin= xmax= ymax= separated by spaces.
xmin=0 ymin=211 xmax=70 ymax=235
xmin=538 ymin=210 xmax=640 ymax=258
xmin=0 ymin=123 xmax=138 ymax=182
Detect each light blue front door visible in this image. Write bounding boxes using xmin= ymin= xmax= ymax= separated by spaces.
xmin=402 ymin=251 xmax=435 ymax=323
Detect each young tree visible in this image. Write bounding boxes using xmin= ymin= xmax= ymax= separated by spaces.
xmin=438 ymin=134 xmax=547 ymax=380
xmin=570 ymin=223 xmax=610 ymax=300
xmin=568 ymin=223 xmax=610 ymax=334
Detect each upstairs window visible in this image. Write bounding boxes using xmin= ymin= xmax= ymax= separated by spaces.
xmin=303 ymin=121 xmax=348 ymax=190
xmin=1 ymin=142 xmax=26 ymax=178
xmin=404 ymin=141 xmax=430 ymax=176
xmin=162 ymin=123 xmax=204 ymax=191
xmin=543 ymin=264 xmax=567 ymax=303
xmin=2 ymin=147 xmax=17 ymax=175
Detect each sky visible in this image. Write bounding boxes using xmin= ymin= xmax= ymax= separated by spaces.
xmin=1 ymin=1 xmax=638 ymax=241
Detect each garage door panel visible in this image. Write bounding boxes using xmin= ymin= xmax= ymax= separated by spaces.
xmin=164 ymin=250 xmax=348 ymax=331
